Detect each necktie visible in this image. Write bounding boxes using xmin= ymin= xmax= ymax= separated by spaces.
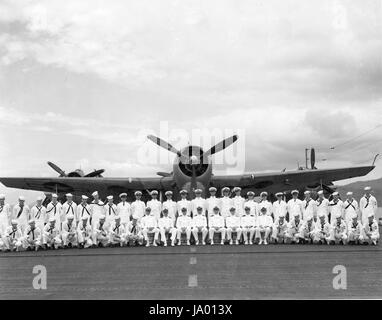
xmin=17 ymin=205 xmax=24 ymax=218
xmin=36 ymin=206 xmax=42 ymax=219
xmin=0 ymin=205 xmax=3 ymax=213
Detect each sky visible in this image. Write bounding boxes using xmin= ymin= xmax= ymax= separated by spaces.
xmin=0 ymin=0 xmax=382 ymax=202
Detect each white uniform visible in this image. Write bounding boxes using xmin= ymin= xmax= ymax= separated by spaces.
xmin=177 ymin=199 xmax=192 ymax=217
xmin=141 ymin=214 xmax=159 ymax=243
xmin=328 ymin=200 xmax=344 ymax=223
xmin=286 ymin=218 xmax=303 ymax=243
xmin=2 ymin=225 xmax=23 ymax=251
xmin=104 ymin=203 xmax=118 ymax=226
xmin=126 ymin=222 xmax=144 ymax=245
xmin=93 ymin=220 xmax=109 ymax=246
xmin=90 ymin=200 xmax=105 ymax=228
xmin=46 ymin=201 xmax=62 ymax=226
xmin=363 ymin=219 xmax=380 ymax=243
xmin=343 ymin=199 xmax=359 ymax=223
xmin=255 ymin=214 xmax=273 ymax=241
xmin=131 ymin=199 xmax=146 ymax=221
xmin=206 ymin=196 xmax=221 ymax=217
xmin=147 ymin=199 xmax=162 ymax=220
xmin=61 ymin=221 xmax=78 ymax=246
xmin=330 ymin=219 xmax=348 ymax=243
xmin=233 ymin=196 xmax=245 ymax=217
xmin=301 ymin=198 xmax=317 ymax=221
xmin=313 ymin=220 xmax=331 ymax=243
xmin=175 ymin=215 xmax=193 ymax=242
xmin=299 ymin=220 xmax=315 ymax=241
xmin=316 ymin=198 xmax=329 ymax=221
xmin=162 ymin=200 xmax=177 ymax=221
xmin=77 ymin=222 xmax=93 ymax=248
xmin=272 ymin=200 xmax=287 ymax=222
xmin=12 ymin=204 xmax=30 ymax=232
xmin=42 ymin=223 xmax=62 ymax=249
xmin=76 ymin=203 xmax=91 ymax=225
xmin=258 ymin=200 xmax=273 ymax=217
xmin=0 ymin=202 xmax=11 ymax=234
xmin=271 ymin=218 xmax=288 ymax=242
xmin=287 ymin=198 xmax=303 ymax=219
xmin=158 ymin=216 xmax=176 ymax=244
xmin=208 ymin=214 xmax=226 ymax=244
xmin=240 ymin=214 xmax=257 ymax=244
xmin=220 ymin=196 xmax=233 ymax=218
xmin=109 ymin=222 xmax=127 ymax=246
xmin=191 ymin=197 xmax=207 ymax=216
xmin=62 ymin=201 xmax=77 ymax=224
xmin=22 ymin=226 xmax=42 ymax=249
xmin=225 ymin=215 xmax=242 ymax=243
xmin=117 ymin=200 xmax=131 ymax=226
xmin=192 ymin=214 xmax=208 ymax=244
xmin=245 ymin=200 xmax=259 ymax=217
xmin=30 ymin=205 xmax=48 ymax=231
xmin=347 ymin=219 xmax=364 ymax=243
xmin=360 ymin=195 xmax=378 ymax=225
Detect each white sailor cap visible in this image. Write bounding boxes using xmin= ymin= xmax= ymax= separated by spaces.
xmin=150 ymin=190 xmax=158 ymax=195
xmin=81 ymin=216 xmax=89 ymax=221
xmin=247 ymin=191 xmax=255 ymax=196
xmin=0 ymin=194 xmax=5 ymax=200
xmin=275 ymin=192 xmax=283 ymax=197
xmin=304 ymin=190 xmax=311 ymax=195
xmin=230 ymin=207 xmax=236 ymax=212
xmin=318 ymin=212 xmax=326 ymax=218
xmin=209 ymin=187 xmax=217 ymax=192
xmin=52 ymin=193 xmax=58 ymax=198
xmin=222 ymin=187 xmax=230 ymax=192
xmin=165 ymin=191 xmax=173 ymax=196
xmin=107 ymin=195 xmax=114 ymax=200
xmin=260 ymin=191 xmax=268 ymax=197
xmin=233 ymin=187 xmax=241 ymax=192
xmin=11 ymin=219 xmax=18 ymax=225
xmin=291 ymin=190 xmax=299 ymax=194
xmin=134 ymin=191 xmax=142 ymax=196
xmin=306 ymin=216 xmax=313 ymax=221
xmin=279 ymin=213 xmax=285 ymax=218
xmin=65 ymin=193 xmax=73 ymax=197
xmin=119 ymin=193 xmax=127 ymax=198
xmin=346 ymin=191 xmax=353 ymax=196
xmin=351 ymin=213 xmax=358 ymax=220
xmin=36 ymin=196 xmax=43 ymax=201
xmin=19 ymin=196 xmax=25 ymax=201
xmin=364 ymin=186 xmax=371 ymax=191
xmin=49 ymin=217 xmax=56 ymax=223
xmin=145 ymin=206 xmax=151 ymax=212
xmin=317 ymin=190 xmax=324 ymax=195
xmin=99 ymin=214 xmax=106 ymax=220
xmin=28 ymin=219 xmax=36 ymax=224
xmin=332 ymin=191 xmax=339 ymax=196
xmin=92 ymin=191 xmax=99 ymax=197
xmin=180 ymin=189 xmax=188 ymax=194
xmin=335 ymin=213 xmax=342 ymax=219
xmin=82 ymin=195 xmax=89 ymax=200
xmin=114 ymin=215 xmax=121 ymax=220
xmin=194 ymin=189 xmax=202 ymax=194
xmin=132 ymin=214 xmax=139 ymax=220
xmin=368 ymin=212 xmax=375 ymax=218
xmin=67 ymin=214 xmax=74 ymax=220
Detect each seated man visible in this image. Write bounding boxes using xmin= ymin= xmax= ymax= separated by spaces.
xmin=225 ymin=207 xmax=242 ymax=245
xmin=285 ymin=213 xmax=303 ymax=244
xmin=347 ymin=213 xmax=364 ymax=245
xmin=299 ymin=216 xmax=315 ymax=244
xmin=271 ymin=213 xmax=288 ymax=244
xmin=175 ymin=207 xmax=193 ymax=246
xmin=330 ymin=213 xmax=348 ymax=245
xmin=255 ymin=207 xmax=273 ymax=245
xmin=240 ymin=206 xmax=256 ymax=245
xmin=43 ymin=217 xmax=62 ymax=250
xmin=141 ymin=207 xmax=159 ymax=247
xmin=77 ymin=216 xmax=93 ymax=249
xmin=23 ymin=219 xmax=43 ymax=251
xmin=62 ymin=214 xmax=79 ymax=248
xmin=93 ymin=215 xmax=109 ymax=247
xmin=313 ymin=213 xmax=331 ymax=244
xmin=208 ymin=206 xmax=226 ymax=245
xmin=2 ymin=220 xmax=23 ymax=252
xmin=192 ymin=206 xmax=208 ymax=245
xmin=158 ymin=208 xmax=176 ymax=246
xmin=363 ymin=212 xmax=380 ymax=245
xmin=126 ymin=215 xmax=144 ymax=246
xmin=109 ymin=216 xmax=127 ymax=247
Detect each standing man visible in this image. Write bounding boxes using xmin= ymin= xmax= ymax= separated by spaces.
xmin=131 ymin=191 xmax=146 ymax=222
xmin=46 ymin=194 xmax=62 ymax=227
xmin=225 ymin=207 xmax=242 ymax=245
xmin=272 ymin=192 xmax=287 ymax=222
xmin=76 ymin=195 xmax=91 ymax=225
xmin=162 ymin=191 xmax=177 ymax=222
xmin=255 ymin=207 xmax=273 ymax=245
xmin=316 ymin=190 xmax=330 ymax=223
xmin=206 ymin=187 xmax=220 ymax=219
xmin=220 ymin=187 xmax=233 ymax=218
xmin=177 ymin=190 xmax=192 ymax=217
xmin=62 ymin=193 xmax=77 ymax=226
xmin=287 ymin=190 xmax=303 ymax=221
xmin=329 ymin=192 xmax=344 ymax=225
xmin=0 ymin=194 xmax=11 ymax=234
xmin=208 ymin=206 xmax=226 ymax=245
xmin=117 ymin=193 xmax=131 ymax=229
xmin=12 ymin=196 xmax=30 ymax=233
xmin=30 ymin=196 xmax=47 ymax=231
xmin=343 ymin=192 xmax=359 ymax=223
xmin=191 ymin=206 xmax=208 ymax=245
xmin=147 ymin=190 xmax=162 ymax=220
xmin=104 ymin=195 xmax=117 ymax=227
xmin=302 ymin=191 xmax=317 ymax=222
xmin=360 ymin=187 xmax=378 ymax=225
xmin=245 ymin=191 xmax=258 ymax=218
xmin=240 ymin=206 xmax=257 ymax=245
xmin=175 ymin=207 xmax=193 ymax=245
xmin=191 ymin=189 xmax=206 ymax=217
xmin=141 ymin=207 xmax=159 ymax=247
xmin=258 ymin=192 xmax=273 ymax=218
xmin=158 ymin=208 xmax=176 ymax=246
xmin=90 ymin=191 xmax=104 ymax=229
xmin=232 ymin=187 xmax=245 ymax=217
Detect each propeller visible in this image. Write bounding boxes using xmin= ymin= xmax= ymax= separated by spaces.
xmin=311 ymin=148 xmax=317 ymax=169
xmin=47 ymin=161 xmax=67 ymax=177
xmin=200 ymin=135 xmax=238 ymax=163
xmin=147 ymin=134 xmax=191 ymax=163
xmin=84 ymin=169 xmax=105 ymax=177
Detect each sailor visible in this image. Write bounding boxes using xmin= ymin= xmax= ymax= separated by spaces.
xmin=258 ymin=192 xmax=273 ymax=218
xmin=175 ymin=207 xmax=193 ymax=245
xmin=109 ymin=216 xmax=127 ymax=247
xmin=42 ymin=217 xmax=62 ymax=250
xmin=177 ymin=190 xmax=192 ymax=217
xmin=287 ymin=190 xmax=303 ymax=221
xmin=316 ymin=190 xmax=330 ymax=223
xmin=126 ymin=215 xmax=144 ymax=246
xmin=104 ymin=195 xmax=117 ymax=226
xmin=93 ymin=215 xmax=109 ymax=247
xmin=191 ymin=206 xmax=208 ymax=245
xmin=220 ymin=187 xmax=233 ymax=218
xmin=90 ymin=191 xmax=105 ymax=229
xmin=359 ymin=187 xmax=378 ymax=225
xmin=245 ymin=191 xmax=258 ymax=218
xmin=255 ymin=207 xmax=273 ymax=245
xmin=208 ymin=206 xmax=226 ymax=245
xmin=30 ymin=196 xmax=47 ymax=231
xmin=299 ymin=216 xmax=315 ymax=244
xmin=46 ymin=194 xmax=62 ymax=226
xmin=343 ymin=192 xmax=359 ymax=223
xmin=302 ymin=191 xmax=317 ymax=222
xmin=77 ymin=216 xmax=93 ymax=249
xmin=23 ymin=219 xmax=42 ymax=251
xmin=232 ymin=187 xmax=245 ymax=217
xmin=328 ymin=192 xmax=344 ymax=225
xmin=240 ymin=206 xmax=256 ymax=245
xmin=191 ymin=189 xmax=206 ymax=217
xmin=2 ymin=220 xmax=23 ymax=252
xmin=286 ymin=213 xmax=303 ymax=244
xmin=147 ymin=190 xmax=162 ymax=220
xmin=313 ymin=213 xmax=331 ymax=244
xmin=76 ymin=195 xmax=91 ymax=226
xmin=363 ymin=212 xmax=379 ymax=245
xmin=162 ymin=191 xmax=177 ymax=222
xmin=131 ymin=191 xmax=146 ymax=222
xmin=272 ymin=192 xmax=287 ymax=222
xmin=330 ymin=213 xmax=348 ymax=244
xmin=271 ymin=213 xmax=288 ymax=244
xmin=117 ymin=193 xmax=131 ymax=228
xmin=0 ymin=194 xmax=11 ymax=234
xmin=61 ymin=214 xmax=78 ymax=248
xmin=225 ymin=207 xmax=242 ymax=245
xmin=347 ymin=213 xmax=364 ymax=245
xmin=62 ymin=193 xmax=77 ymax=225
xmin=141 ymin=207 xmax=159 ymax=247
xmin=12 ymin=196 xmax=30 ymax=233
xmin=205 ymin=187 xmax=220 ymax=218
xmin=158 ymin=208 xmax=176 ymax=246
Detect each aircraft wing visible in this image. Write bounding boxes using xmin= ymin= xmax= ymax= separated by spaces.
xmin=211 ymin=165 xmax=375 ymax=193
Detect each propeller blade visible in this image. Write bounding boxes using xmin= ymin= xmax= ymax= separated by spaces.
xmin=84 ymin=169 xmax=105 ymax=177
xmin=311 ymin=148 xmax=317 ymax=169
xmin=47 ymin=161 xmax=67 ymax=177
xmin=147 ymin=135 xmax=182 ymax=157
xmin=202 ymin=135 xmax=238 ymax=161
